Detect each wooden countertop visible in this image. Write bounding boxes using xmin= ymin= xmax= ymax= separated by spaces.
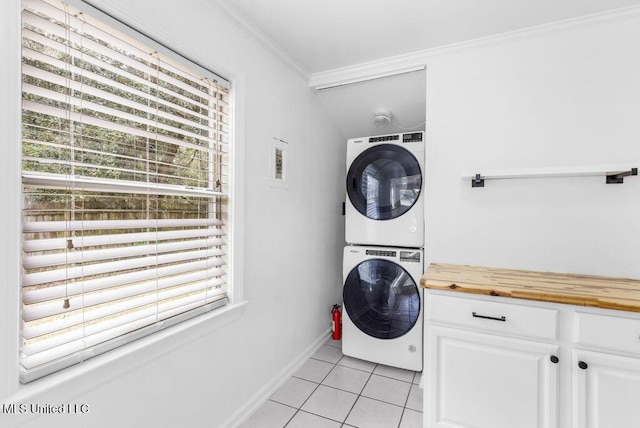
xmin=421 ymin=263 xmax=640 ymax=313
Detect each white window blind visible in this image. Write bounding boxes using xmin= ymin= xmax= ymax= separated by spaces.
xmin=21 ymin=0 xmax=232 ymax=383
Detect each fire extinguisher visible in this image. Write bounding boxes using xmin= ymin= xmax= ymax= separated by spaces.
xmin=331 ymin=304 xmax=341 ymax=340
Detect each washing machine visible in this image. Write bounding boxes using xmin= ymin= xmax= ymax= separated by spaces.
xmin=342 ymin=245 xmax=423 ymax=371
xmin=345 ymin=131 xmax=424 ymax=248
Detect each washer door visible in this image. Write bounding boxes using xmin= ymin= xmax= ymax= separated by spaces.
xmin=347 ymin=144 xmax=422 ymax=221
xmin=343 ymin=259 xmax=420 ymax=339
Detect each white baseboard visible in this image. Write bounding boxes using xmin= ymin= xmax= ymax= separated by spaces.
xmin=222 ymin=327 xmax=332 ymax=428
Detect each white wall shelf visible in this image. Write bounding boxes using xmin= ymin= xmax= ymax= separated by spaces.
xmin=463 ymin=165 xmax=638 ymax=187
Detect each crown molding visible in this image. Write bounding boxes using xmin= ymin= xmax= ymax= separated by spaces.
xmin=310 ymin=3 xmax=640 ymax=89
xmin=312 ymin=61 xmax=427 ymax=90
xmin=206 ymin=0 xmax=310 ymax=81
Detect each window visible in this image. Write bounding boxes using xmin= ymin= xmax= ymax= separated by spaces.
xmin=21 ymin=0 xmax=232 ymax=383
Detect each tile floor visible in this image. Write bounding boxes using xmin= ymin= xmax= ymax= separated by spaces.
xmin=240 ymin=338 xmax=423 ymax=428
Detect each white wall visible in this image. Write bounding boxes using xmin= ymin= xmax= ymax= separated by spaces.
xmin=425 ymin=14 xmax=640 ymax=278
xmin=0 ymin=0 xmax=345 ymax=427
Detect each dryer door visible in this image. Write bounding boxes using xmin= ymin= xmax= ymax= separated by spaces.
xmin=343 ymin=259 xmax=420 ymax=339
xmin=346 ymin=144 xmax=422 ymax=221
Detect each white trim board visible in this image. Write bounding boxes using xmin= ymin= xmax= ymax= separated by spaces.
xmin=314 ymin=64 xmax=427 ymax=91
xmin=309 ymin=3 xmax=640 ymax=89
xmin=0 ymin=0 xmax=22 ymax=402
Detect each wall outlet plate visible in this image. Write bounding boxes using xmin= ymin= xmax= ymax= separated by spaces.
xmin=268 ymin=138 xmax=288 ymax=189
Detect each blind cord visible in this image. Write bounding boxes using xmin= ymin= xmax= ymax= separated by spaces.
xmin=62 ymin=3 xmax=72 ymax=310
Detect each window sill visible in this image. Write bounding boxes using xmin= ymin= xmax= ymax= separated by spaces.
xmin=9 ymin=300 xmax=248 ymax=405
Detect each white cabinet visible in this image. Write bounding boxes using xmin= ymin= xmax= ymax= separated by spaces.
xmin=424 ymin=290 xmax=640 ymax=428
xmin=573 ymin=311 xmax=640 ymax=428
xmin=427 ymin=326 xmax=559 ymax=428
xmin=573 ymin=350 xmax=640 ymax=428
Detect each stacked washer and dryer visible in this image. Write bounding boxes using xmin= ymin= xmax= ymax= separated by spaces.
xmin=342 ymin=131 xmax=425 ymax=372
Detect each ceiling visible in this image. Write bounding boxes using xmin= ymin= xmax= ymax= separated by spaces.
xmin=216 ymin=0 xmax=640 ymax=139
xmin=316 ymin=70 xmax=426 ymax=139
xmin=220 ymin=0 xmax=640 ymax=75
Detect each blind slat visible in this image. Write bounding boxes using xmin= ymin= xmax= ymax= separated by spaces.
xmin=23 ymin=133 xmax=229 ymax=173
xmin=23 ymin=250 xmax=225 ymax=287
xmin=23 ymin=156 xmax=219 ymax=192
xmin=22 ymin=172 xmax=226 ymax=197
xmin=24 ymin=237 xmax=225 ymax=269
xmin=23 ymin=264 xmax=226 ymax=307
xmin=23 ymin=217 xmax=223 ymax=233
xmin=23 ymin=228 xmax=225 ymax=252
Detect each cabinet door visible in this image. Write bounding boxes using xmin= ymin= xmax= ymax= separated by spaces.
xmin=573 ymin=350 xmax=640 ymax=428
xmin=426 ymin=326 xmax=559 ymax=428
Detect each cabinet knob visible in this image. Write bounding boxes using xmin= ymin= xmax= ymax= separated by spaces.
xmin=550 ymin=355 xmax=559 ymax=364
xmin=578 ymin=361 xmax=588 ymax=370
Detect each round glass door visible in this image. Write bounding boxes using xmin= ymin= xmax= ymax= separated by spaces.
xmin=347 ymin=144 xmax=422 ymax=221
xmin=343 ymin=259 xmax=420 ymax=339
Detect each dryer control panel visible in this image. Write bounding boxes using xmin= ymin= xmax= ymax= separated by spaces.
xmin=402 ymin=132 xmax=423 ymax=143
xmin=400 ymin=251 xmax=421 ymax=263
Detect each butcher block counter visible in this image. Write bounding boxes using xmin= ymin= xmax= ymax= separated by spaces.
xmin=420 ymin=262 xmax=640 ymax=313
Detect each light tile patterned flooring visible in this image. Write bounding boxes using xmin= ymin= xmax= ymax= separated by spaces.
xmin=240 ymin=339 xmax=423 ymax=428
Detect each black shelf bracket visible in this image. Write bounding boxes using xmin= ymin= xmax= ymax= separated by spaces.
xmin=606 ymin=168 xmax=638 ymax=184
xmin=471 ymin=173 xmax=485 ymax=188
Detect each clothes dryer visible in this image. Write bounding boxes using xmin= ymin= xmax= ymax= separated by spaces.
xmin=342 ymin=245 xmax=423 ymax=371
xmin=345 ymin=132 xmax=424 ymax=248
